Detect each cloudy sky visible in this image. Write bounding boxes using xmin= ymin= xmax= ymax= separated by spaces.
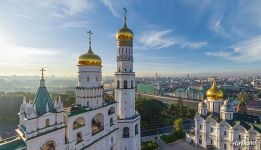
xmin=0 ymin=0 xmax=261 ymax=77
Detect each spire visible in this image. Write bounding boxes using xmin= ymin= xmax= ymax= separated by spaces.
xmin=123 ymin=8 xmax=127 ymax=27
xmin=87 ymin=30 xmax=93 ymax=53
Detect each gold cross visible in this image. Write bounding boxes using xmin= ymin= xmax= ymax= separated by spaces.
xmin=87 ymin=30 xmax=93 ymax=49
xmin=40 ymin=68 xmax=46 ymax=79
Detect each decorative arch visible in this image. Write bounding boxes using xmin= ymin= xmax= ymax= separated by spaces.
xmin=233 ymin=125 xmax=247 ymax=133
xmin=108 ymin=107 xmax=115 ymax=115
xmin=73 ymin=117 xmax=85 ymax=130
xmin=92 ymin=113 xmax=104 ymax=135
xmin=40 ymin=140 xmax=56 ymax=150
xmin=123 ymin=127 xmax=129 ymax=138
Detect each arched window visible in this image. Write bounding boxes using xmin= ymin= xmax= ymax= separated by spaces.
xmin=110 ymin=118 xmax=113 ymax=126
xmin=131 ymin=80 xmax=134 ymax=88
xmin=87 ymin=76 xmax=90 ymax=82
xmin=96 ymin=77 xmax=98 ymax=81
xmin=76 ymin=132 xmax=83 ymax=144
xmin=135 ymin=124 xmax=139 ymax=135
xmin=92 ymin=113 xmax=104 ymax=135
xmin=108 ymin=107 xmax=115 ymax=115
xmin=124 ymin=69 xmax=127 ymax=72
xmin=73 ymin=117 xmax=85 ymax=130
xmin=46 ymin=119 xmax=50 ymax=127
xmin=40 ymin=140 xmax=55 ymax=150
xmin=117 ymin=80 xmax=120 ymax=89
xmin=123 ymin=127 xmax=129 ymax=138
xmin=124 ymin=80 xmax=128 ymax=89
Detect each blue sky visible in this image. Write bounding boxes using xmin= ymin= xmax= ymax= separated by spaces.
xmin=0 ymin=0 xmax=261 ymax=77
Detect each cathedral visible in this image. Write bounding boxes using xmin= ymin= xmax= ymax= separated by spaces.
xmin=186 ymin=81 xmax=261 ymax=150
xmin=0 ymin=11 xmax=141 ymax=150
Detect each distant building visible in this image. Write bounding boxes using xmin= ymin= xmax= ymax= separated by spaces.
xmin=173 ymin=86 xmax=206 ymax=100
xmin=137 ymin=84 xmax=155 ymax=95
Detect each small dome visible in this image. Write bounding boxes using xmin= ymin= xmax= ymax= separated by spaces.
xmin=206 ymin=81 xmax=224 ymax=100
xmin=221 ymin=100 xmax=233 ymax=112
xmin=78 ymin=49 xmax=102 ymax=66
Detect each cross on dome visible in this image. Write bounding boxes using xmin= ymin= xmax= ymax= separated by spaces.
xmin=40 ymin=68 xmax=46 ymax=79
xmin=87 ymin=30 xmax=93 ymax=50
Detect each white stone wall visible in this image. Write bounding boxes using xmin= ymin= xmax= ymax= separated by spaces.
xmin=78 ymin=65 xmax=102 ymax=88
xmin=194 ymin=116 xmax=261 ymax=150
xmin=25 ymin=128 xmax=66 ymax=150
xmin=66 ymin=103 xmax=117 ymax=150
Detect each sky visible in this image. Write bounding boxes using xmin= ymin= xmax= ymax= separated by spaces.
xmin=0 ymin=0 xmax=261 ymax=77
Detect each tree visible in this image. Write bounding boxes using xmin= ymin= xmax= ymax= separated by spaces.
xmin=173 ymin=118 xmax=183 ymax=133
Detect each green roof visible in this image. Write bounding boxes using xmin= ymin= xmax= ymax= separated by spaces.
xmin=0 ymin=136 xmax=26 ymax=150
xmin=33 ymin=79 xmax=54 ymax=116
xmin=137 ymin=84 xmax=155 ymax=94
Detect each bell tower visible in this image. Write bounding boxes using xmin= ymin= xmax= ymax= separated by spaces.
xmin=115 ymin=8 xmax=141 ymax=150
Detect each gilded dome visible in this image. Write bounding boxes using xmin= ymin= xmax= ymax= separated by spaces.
xmin=206 ymin=81 xmax=224 ymax=100
xmin=116 ymin=13 xmax=134 ymax=44
xmin=116 ymin=25 xmax=133 ymax=40
xmin=78 ymin=49 xmax=102 ymax=66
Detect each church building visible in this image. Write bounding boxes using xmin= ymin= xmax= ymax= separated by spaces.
xmin=0 ymin=10 xmax=141 ymax=150
xmin=186 ymin=81 xmax=261 ymax=150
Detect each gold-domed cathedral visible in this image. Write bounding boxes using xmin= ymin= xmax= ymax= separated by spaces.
xmin=186 ymin=80 xmax=261 ymax=150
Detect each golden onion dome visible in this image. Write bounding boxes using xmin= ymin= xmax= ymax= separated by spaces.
xmin=116 ymin=10 xmax=133 ymax=41
xmin=78 ymin=49 xmax=102 ymax=66
xmin=116 ymin=24 xmax=134 ymax=40
xmin=206 ymin=81 xmax=224 ymax=100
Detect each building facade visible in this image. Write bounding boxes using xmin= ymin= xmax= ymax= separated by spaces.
xmin=186 ymin=81 xmax=261 ymax=150
xmin=0 ymin=11 xmax=141 ymax=150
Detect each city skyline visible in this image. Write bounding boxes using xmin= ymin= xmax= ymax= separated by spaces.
xmin=1 ymin=0 xmax=261 ymax=77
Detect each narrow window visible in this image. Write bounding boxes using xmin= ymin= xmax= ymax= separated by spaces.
xmin=124 ymin=80 xmax=127 ymax=89
xmin=117 ymin=80 xmax=120 ymax=89
xmin=46 ymin=119 xmax=50 ymax=127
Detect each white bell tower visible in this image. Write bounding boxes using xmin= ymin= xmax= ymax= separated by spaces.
xmin=115 ymin=8 xmax=141 ymax=150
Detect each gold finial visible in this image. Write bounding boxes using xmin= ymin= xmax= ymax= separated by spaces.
xmin=123 ymin=8 xmax=127 ymax=27
xmin=87 ymin=30 xmax=93 ymax=51
xmin=40 ymin=68 xmax=46 ymax=79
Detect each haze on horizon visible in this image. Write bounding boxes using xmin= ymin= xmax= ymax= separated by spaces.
xmin=1 ymin=0 xmax=261 ymax=77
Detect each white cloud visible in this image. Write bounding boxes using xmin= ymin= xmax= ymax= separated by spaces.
xmin=205 ymin=35 xmax=261 ymax=63
xmin=138 ymin=29 xmax=207 ymax=50
xmin=209 ymin=13 xmax=229 ymax=37
xmin=101 ymin=0 xmax=120 ymax=17
xmin=61 ymin=21 xmax=89 ymax=28
xmin=43 ymin=0 xmax=93 ymax=16
xmin=0 ymin=37 xmax=61 ymax=67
